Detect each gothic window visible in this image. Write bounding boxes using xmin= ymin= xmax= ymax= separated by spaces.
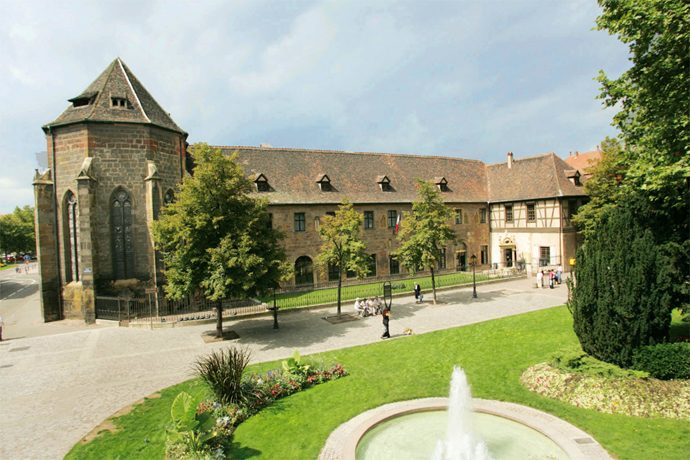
xmin=64 ymin=191 xmax=79 ymax=282
xmin=112 ymin=188 xmax=134 ymax=279
xmin=152 ymin=184 xmax=161 ymax=220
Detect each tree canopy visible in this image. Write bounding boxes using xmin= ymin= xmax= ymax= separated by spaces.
xmin=153 ymin=144 xmax=291 ymax=337
xmin=0 ymin=205 xmax=35 ymax=258
xmin=316 ymin=200 xmax=369 ymax=316
xmin=396 ymin=180 xmax=455 ymax=304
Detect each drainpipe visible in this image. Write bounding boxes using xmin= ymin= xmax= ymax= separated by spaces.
xmin=49 ymin=127 xmax=64 ymax=318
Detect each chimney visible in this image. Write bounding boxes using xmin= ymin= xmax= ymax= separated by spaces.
xmin=507 ymin=151 xmax=513 ymax=169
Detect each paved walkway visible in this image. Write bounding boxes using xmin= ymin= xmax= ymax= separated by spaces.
xmin=0 ymin=276 xmax=568 ymax=459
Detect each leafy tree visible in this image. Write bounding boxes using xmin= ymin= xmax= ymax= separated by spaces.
xmin=0 ymin=206 xmax=35 ymax=259
xmin=153 ymin=144 xmax=291 ymax=338
xmin=395 ymin=180 xmax=455 ymax=304
xmin=569 ymin=198 xmax=674 ymax=367
xmin=316 ymin=200 xmax=369 ymax=316
xmin=594 ymin=0 xmax=689 ymax=311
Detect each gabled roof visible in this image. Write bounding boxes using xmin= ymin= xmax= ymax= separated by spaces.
xmin=487 ymin=153 xmax=586 ymax=202
xmin=44 ymin=58 xmax=185 ymax=134
xmin=564 ymin=150 xmax=602 ymax=176
xmin=223 ymin=146 xmax=489 ymax=204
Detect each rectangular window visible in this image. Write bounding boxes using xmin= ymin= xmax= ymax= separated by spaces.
xmin=505 ymin=204 xmax=513 ymax=223
xmin=527 ymin=203 xmax=536 ymax=222
xmin=387 ymin=210 xmax=397 ymax=228
xmin=437 ymin=248 xmax=447 ymax=269
xmin=328 ymin=263 xmax=340 ymax=281
xmin=480 ymin=208 xmax=487 ymax=224
xmin=294 ymin=212 xmax=305 ymax=232
xmin=389 ymin=256 xmax=400 ymax=275
xmin=455 ymin=209 xmax=463 ymax=224
xmin=367 ymin=254 xmax=377 ymax=277
xmin=567 ymin=199 xmax=578 ymax=219
xmin=480 ymin=245 xmax=488 ymax=265
xmin=364 ymin=211 xmax=374 ymax=229
xmin=539 ymin=246 xmax=550 ymax=267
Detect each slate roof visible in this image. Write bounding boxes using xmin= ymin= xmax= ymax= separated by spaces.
xmin=487 ymin=153 xmax=587 ymax=202
xmin=44 ymin=58 xmax=185 ymax=134
xmin=221 ymin=146 xmax=489 ymax=205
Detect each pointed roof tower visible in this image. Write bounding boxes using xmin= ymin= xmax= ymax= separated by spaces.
xmin=43 ymin=58 xmax=185 ymax=134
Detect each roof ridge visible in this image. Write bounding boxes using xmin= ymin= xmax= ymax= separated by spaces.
xmin=211 ymin=144 xmax=486 ymax=164
xmin=117 ymin=58 xmax=151 ymax=123
xmin=487 ymin=151 xmax=556 ymax=167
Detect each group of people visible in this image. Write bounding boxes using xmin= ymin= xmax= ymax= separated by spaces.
xmin=353 ymin=296 xmax=383 ymax=317
xmin=535 ymin=266 xmax=563 ymax=289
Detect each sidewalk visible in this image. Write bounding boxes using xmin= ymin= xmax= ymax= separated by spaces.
xmin=0 ymin=278 xmax=568 ymax=459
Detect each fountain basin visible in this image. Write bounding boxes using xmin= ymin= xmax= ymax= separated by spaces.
xmin=319 ymin=398 xmax=612 ymax=460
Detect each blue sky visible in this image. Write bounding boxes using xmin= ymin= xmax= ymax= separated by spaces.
xmin=0 ymin=0 xmax=629 ymax=213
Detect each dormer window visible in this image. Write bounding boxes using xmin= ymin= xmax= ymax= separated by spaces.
xmin=434 ymin=177 xmax=449 ymax=192
xmin=111 ymin=97 xmax=132 ymax=109
xmin=377 ymin=175 xmax=393 ymax=192
xmin=316 ymin=174 xmax=332 ymax=192
xmin=69 ymin=91 xmax=97 ymax=108
xmin=565 ymin=170 xmax=582 ymax=186
xmin=254 ymin=174 xmax=270 ymax=192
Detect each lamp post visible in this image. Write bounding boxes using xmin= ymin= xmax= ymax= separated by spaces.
xmin=470 ymin=254 xmax=478 ymax=299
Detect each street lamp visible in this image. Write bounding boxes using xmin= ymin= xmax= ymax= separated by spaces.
xmin=470 ymin=254 xmax=478 ymax=299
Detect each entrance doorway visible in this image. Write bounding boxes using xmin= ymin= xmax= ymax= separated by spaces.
xmin=456 ymin=252 xmax=467 ymax=271
xmin=504 ymin=248 xmax=513 ymax=268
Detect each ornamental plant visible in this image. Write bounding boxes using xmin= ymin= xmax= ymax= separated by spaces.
xmin=194 ymin=346 xmax=252 ymax=405
xmin=633 ymin=342 xmax=690 ymax=380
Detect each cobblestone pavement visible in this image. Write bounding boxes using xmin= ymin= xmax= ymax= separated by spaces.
xmin=0 ymin=277 xmax=568 ymax=459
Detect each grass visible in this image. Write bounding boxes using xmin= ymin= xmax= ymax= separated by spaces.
xmin=263 ymin=270 xmax=495 ymax=309
xmin=66 ymin=306 xmax=690 ymax=460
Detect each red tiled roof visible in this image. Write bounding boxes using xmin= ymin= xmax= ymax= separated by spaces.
xmin=564 ymin=150 xmax=602 ymax=175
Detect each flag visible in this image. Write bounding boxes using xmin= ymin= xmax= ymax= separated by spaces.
xmin=395 ymin=212 xmax=401 ymax=233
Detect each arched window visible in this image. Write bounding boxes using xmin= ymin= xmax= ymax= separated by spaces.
xmin=294 ymin=256 xmax=314 ymax=286
xmin=152 ymin=183 xmax=161 ymax=220
xmin=64 ymin=191 xmax=79 ymax=282
xmin=111 ymin=188 xmax=134 ymax=279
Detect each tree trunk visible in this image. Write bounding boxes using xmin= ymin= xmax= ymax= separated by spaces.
xmin=430 ymin=267 xmax=437 ymax=304
xmin=337 ymin=267 xmax=342 ymax=317
xmin=215 ymin=301 xmax=223 ymax=338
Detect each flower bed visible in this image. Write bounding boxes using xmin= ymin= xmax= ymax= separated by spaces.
xmin=166 ymin=360 xmax=348 ymax=459
xmin=521 ymin=363 xmax=690 ymax=419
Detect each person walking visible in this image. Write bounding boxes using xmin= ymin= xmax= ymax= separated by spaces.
xmin=381 ymin=306 xmax=391 ymax=339
xmin=556 ymin=265 xmax=563 ymax=284
xmin=414 ymin=283 xmax=421 ymax=302
xmin=536 ymin=270 xmax=544 ymax=288
xmin=549 ymin=270 xmax=555 ymax=289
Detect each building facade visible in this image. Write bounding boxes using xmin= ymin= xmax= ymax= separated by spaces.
xmin=34 ymin=60 xmax=588 ymax=323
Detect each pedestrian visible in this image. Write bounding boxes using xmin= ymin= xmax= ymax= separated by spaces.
xmin=381 ymin=306 xmax=391 ymax=339
xmin=549 ymin=270 xmax=555 ymax=289
xmin=0 ymin=315 xmax=4 ymax=341
xmin=414 ymin=283 xmax=421 ymax=302
xmin=536 ymin=270 xmax=544 ymax=288
xmin=556 ymin=265 xmax=563 ymax=284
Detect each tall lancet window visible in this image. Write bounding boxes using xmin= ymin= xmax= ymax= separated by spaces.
xmin=64 ymin=191 xmax=79 ymax=282
xmin=112 ymin=188 xmax=134 ymax=279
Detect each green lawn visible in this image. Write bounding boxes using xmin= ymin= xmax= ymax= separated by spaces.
xmin=67 ymin=306 xmax=690 ymax=460
xmin=264 ymin=270 xmax=495 ymax=309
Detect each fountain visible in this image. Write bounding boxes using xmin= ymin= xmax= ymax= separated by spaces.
xmin=431 ymin=367 xmax=491 ymax=460
xmin=320 ymin=366 xmax=611 ymax=460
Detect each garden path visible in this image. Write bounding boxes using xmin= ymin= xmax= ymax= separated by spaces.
xmin=0 ymin=277 xmax=568 ymax=459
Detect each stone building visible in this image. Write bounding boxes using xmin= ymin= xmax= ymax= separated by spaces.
xmin=34 ymin=58 xmax=187 ymax=322
xmin=34 ymin=59 xmax=589 ymax=323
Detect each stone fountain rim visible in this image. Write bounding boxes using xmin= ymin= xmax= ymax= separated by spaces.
xmin=318 ymin=397 xmax=612 ymax=460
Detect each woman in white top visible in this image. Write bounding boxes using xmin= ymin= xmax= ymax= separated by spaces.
xmin=354 ymin=298 xmax=365 ymax=316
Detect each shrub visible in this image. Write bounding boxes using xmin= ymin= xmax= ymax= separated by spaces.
xmin=194 ymin=346 xmax=252 ymax=405
xmin=633 ymin=342 xmax=690 ymax=380
xmin=549 ymin=350 xmax=647 ymax=379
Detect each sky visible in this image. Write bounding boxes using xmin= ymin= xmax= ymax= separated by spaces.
xmin=0 ymin=0 xmax=630 ymax=214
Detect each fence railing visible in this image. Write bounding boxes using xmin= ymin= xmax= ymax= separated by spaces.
xmin=95 ymin=267 xmax=525 ymax=325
